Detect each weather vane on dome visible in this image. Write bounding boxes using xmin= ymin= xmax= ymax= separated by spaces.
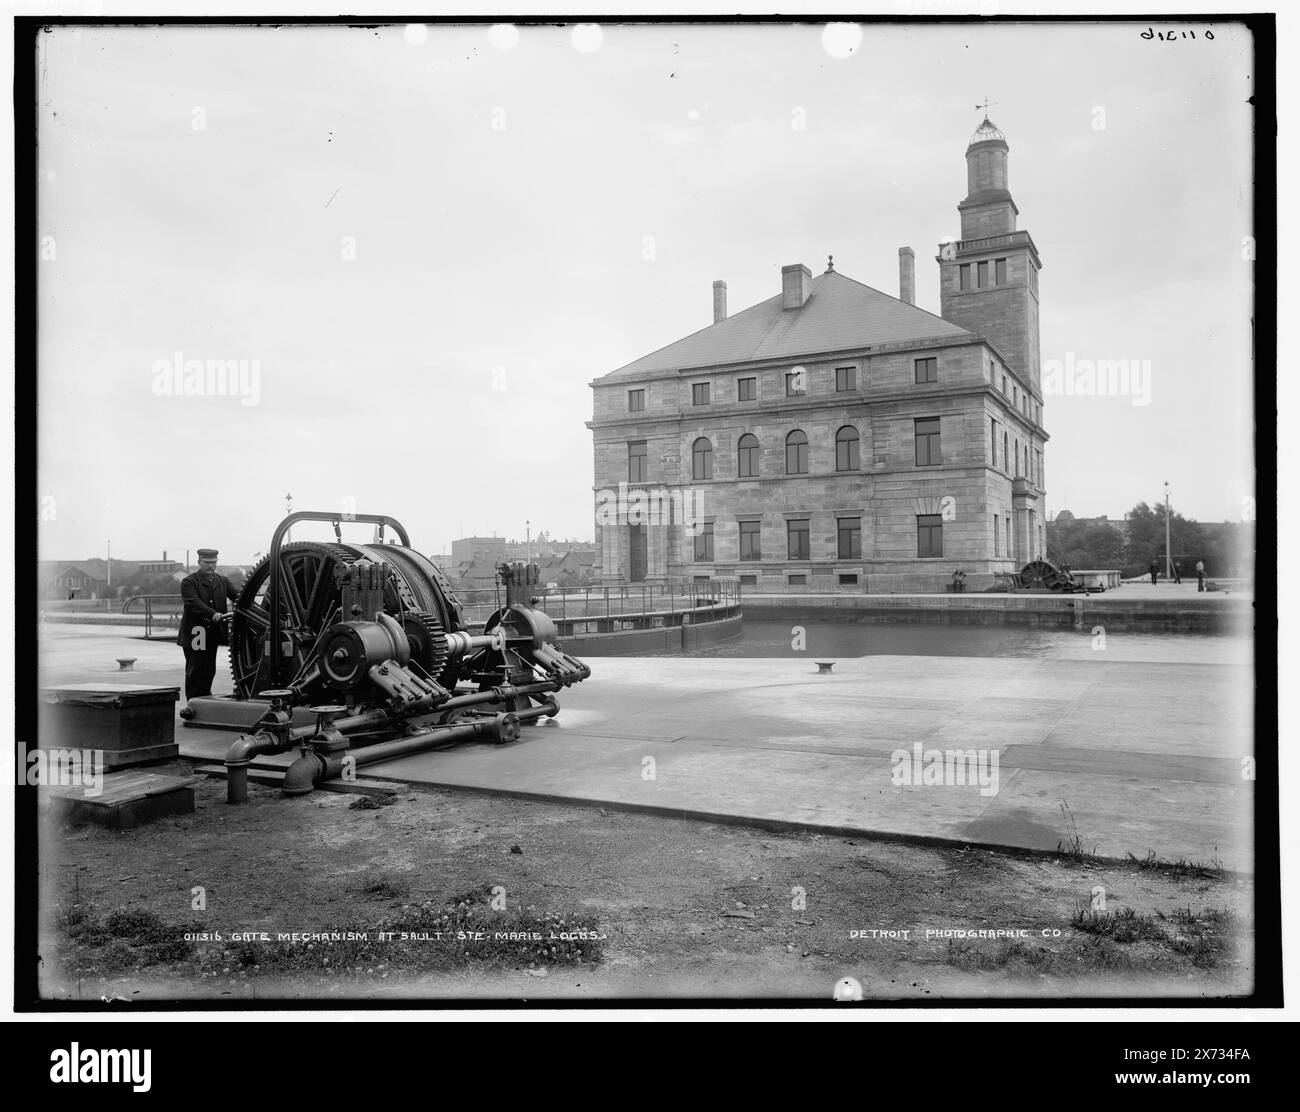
xmin=975 ymin=96 xmax=998 ymax=120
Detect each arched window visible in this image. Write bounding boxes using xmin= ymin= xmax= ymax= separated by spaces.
xmin=737 ymin=433 xmax=759 ymax=478
xmin=692 ymin=437 xmax=713 ymax=481
xmin=835 ymin=426 xmax=860 ymax=471
xmin=786 ymin=430 xmax=809 ymax=475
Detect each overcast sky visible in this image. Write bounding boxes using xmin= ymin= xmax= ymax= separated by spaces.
xmin=35 ymin=19 xmax=1256 ymax=564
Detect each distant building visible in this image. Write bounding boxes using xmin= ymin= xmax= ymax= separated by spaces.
xmin=1053 ymin=510 xmax=1130 ymax=542
xmin=449 ymin=535 xmax=598 ymax=578
xmin=45 ymin=563 xmax=109 ymax=600
xmin=451 ymin=536 xmax=512 ymax=566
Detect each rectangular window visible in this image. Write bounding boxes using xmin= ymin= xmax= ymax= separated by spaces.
xmin=627 ymin=388 xmax=645 ymax=412
xmin=788 ymin=574 xmax=807 ymax=586
xmin=1003 ymin=431 xmax=1009 ymax=471
xmin=835 ymin=366 xmax=856 ymax=392
xmin=977 ymin=260 xmax=988 ymax=288
xmin=627 ymin=440 xmax=647 ymax=483
xmin=917 ymin=514 xmax=943 ymax=558
xmin=739 ymin=574 xmax=758 ymax=586
xmin=837 ymin=517 xmax=862 ymax=560
xmin=739 ymin=520 xmax=762 ymax=561
xmin=915 ymin=357 xmax=937 ymax=384
xmin=1002 ymin=375 xmax=1008 ymax=395
xmin=692 ymin=382 xmax=710 ymax=406
xmin=995 ymin=257 xmax=1007 ymax=285
xmin=694 ymin=522 xmax=714 ymax=562
xmin=959 ymin=264 xmax=971 ymax=291
xmin=693 ymin=575 xmax=711 ymax=585
xmin=991 ymin=417 xmax=997 ymax=467
xmin=993 ymin=513 xmax=1000 ymax=557
xmin=785 ymin=371 xmax=805 ymax=396
xmin=914 ymin=417 xmax=941 ymax=466
xmin=1006 ymin=518 xmax=1012 ymax=559
xmin=838 ymin=574 xmax=859 ymax=586
xmin=738 ymin=376 xmax=757 ymax=401
xmin=787 ymin=519 xmax=810 ymax=560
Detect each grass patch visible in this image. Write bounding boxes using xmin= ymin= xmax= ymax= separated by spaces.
xmin=1156 ymin=906 xmax=1240 ymax=969
xmin=945 ymin=939 xmax=1060 ymax=973
xmin=1125 ymin=850 xmax=1227 ymax=880
xmin=58 ymin=905 xmax=196 ymax=975
xmin=56 ymin=886 xmax=606 ymax=982
xmin=1071 ymin=906 xmax=1167 ymax=944
xmin=356 ymin=875 xmax=410 ymax=900
xmin=1055 ymin=801 xmax=1100 ymax=863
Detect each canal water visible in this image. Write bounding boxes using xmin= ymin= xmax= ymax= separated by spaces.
xmin=649 ymin=619 xmax=1251 ymax=666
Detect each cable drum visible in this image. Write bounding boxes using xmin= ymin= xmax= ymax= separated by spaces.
xmin=228 ymin=540 xmax=464 ymax=699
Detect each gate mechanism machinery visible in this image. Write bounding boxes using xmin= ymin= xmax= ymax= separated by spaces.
xmin=1017 ymin=559 xmax=1102 ymax=593
xmin=216 ymin=511 xmax=590 ymax=803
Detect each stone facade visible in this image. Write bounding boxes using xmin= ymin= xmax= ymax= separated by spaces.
xmin=588 ymin=118 xmax=1047 ymax=593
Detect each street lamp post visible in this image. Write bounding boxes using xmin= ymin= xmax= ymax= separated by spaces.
xmin=525 ymin=519 xmax=532 ymax=564
xmin=1164 ymin=481 xmax=1173 ymax=580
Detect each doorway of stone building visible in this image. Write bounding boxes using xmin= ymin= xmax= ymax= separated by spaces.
xmin=629 ymin=524 xmax=647 ymax=583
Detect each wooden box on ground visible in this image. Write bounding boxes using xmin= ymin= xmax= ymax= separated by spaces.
xmin=39 ymin=684 xmax=180 ymax=769
xmin=46 ymin=771 xmax=196 ymax=830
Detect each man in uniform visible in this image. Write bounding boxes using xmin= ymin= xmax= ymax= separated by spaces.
xmin=177 ymin=548 xmax=240 ymax=717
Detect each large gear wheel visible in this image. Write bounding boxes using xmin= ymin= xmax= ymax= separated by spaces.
xmin=226 ymin=540 xmax=462 ymax=699
xmin=228 ymin=541 xmax=361 ymax=698
xmin=402 ymin=610 xmax=451 ymax=685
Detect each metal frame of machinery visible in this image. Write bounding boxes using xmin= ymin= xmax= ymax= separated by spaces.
xmin=184 ymin=511 xmax=591 ymax=802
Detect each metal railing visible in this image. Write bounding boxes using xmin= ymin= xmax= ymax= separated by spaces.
xmin=121 ymin=594 xmax=184 ymax=640
xmin=451 ymin=578 xmax=737 ymax=624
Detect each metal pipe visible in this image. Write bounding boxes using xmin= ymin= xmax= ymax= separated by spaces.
xmin=281 ymin=712 xmax=520 ymax=796
xmin=225 ymin=730 xmax=294 ymax=804
xmin=438 ymin=679 xmax=560 ymax=712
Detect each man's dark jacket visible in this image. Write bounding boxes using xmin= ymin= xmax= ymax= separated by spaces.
xmin=177 ymin=572 xmax=239 ymax=649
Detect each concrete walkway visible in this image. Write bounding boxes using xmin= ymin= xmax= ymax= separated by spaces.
xmin=40 ymin=625 xmax=1253 ymax=871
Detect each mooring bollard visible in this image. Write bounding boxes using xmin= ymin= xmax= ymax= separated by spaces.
xmin=116 ymin=658 xmax=136 ymax=671
xmin=816 ymin=661 xmax=834 ymax=674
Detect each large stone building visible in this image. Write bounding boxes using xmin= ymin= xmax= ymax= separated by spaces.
xmin=588 ymin=116 xmax=1047 ymax=592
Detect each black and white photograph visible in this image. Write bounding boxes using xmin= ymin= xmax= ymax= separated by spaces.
xmin=12 ymin=6 xmax=1281 ymax=1026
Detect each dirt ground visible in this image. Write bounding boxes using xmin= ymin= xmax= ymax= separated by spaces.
xmin=37 ymin=760 xmax=1254 ymax=1004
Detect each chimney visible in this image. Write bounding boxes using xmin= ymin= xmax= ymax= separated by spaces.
xmin=781 ymin=263 xmax=812 ymax=310
xmin=713 ymin=280 xmax=727 ymax=323
xmin=163 ymin=550 xmax=167 ymax=562
xmin=898 ymin=246 xmax=915 ymax=305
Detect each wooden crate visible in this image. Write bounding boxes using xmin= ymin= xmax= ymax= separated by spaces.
xmin=46 ymin=771 xmax=196 ymax=830
xmin=39 ymin=684 xmax=180 ymax=768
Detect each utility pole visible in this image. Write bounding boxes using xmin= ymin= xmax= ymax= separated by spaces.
xmin=285 ymin=492 xmax=293 ymax=543
xmin=1164 ymin=481 xmax=1173 ymax=580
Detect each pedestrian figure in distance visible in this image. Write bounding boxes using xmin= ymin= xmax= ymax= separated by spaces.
xmin=177 ymin=548 xmax=239 ymax=717
xmin=1196 ymin=559 xmax=1207 ymax=592
xmin=1173 ymin=561 xmax=1182 ymax=585
xmin=1149 ymin=559 xmax=1159 ymax=586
